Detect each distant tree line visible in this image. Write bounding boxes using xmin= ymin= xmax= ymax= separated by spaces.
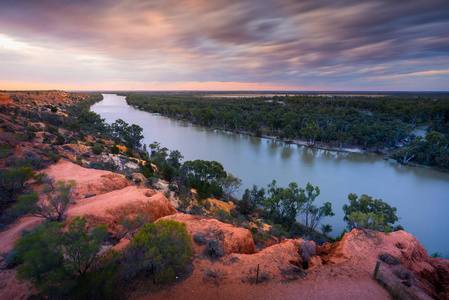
xmin=125 ymin=93 xmax=449 ymax=170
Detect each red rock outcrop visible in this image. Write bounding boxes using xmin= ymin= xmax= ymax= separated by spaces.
xmin=319 ymin=229 xmax=449 ymax=299
xmin=160 ymin=213 xmax=257 ymax=255
xmin=42 ymin=159 xmax=129 ymax=200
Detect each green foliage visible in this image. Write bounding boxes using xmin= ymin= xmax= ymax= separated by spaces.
xmin=32 ymin=180 xmax=76 ymax=221
xmin=162 ymin=163 xmax=175 ymax=181
xmin=213 ymin=209 xmax=233 ymax=223
xmin=320 ymin=224 xmax=333 ymax=236
xmin=239 ymin=185 xmax=264 ymax=215
xmin=11 ymin=192 xmax=39 ymax=217
xmin=53 ymin=134 xmax=65 ymax=145
xmin=182 ymin=159 xmax=227 ymax=199
xmin=111 ymin=119 xmax=144 ymax=151
xmin=33 ymin=172 xmax=48 ymax=184
xmin=303 ymin=183 xmax=334 ymax=235
xmin=120 ymin=214 xmax=149 ymax=238
xmin=110 ymin=144 xmax=120 ymax=154
xmin=0 ymin=167 xmax=35 ymax=209
xmin=123 ymin=219 xmax=193 ymax=283
xmin=0 ymin=144 xmax=14 ymax=159
xmin=126 ymin=93 xmax=449 ymax=170
xmin=343 ymin=193 xmax=399 ymax=232
xmin=261 ymin=180 xmax=303 ymax=226
xmin=392 ymin=132 xmax=449 ymax=169
xmin=14 ymin=217 xmax=112 ymax=298
xmin=92 ymin=145 xmax=104 ymax=155
xmin=221 ymin=173 xmax=242 ymax=200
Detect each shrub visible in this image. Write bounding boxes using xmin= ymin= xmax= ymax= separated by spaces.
xmin=119 ymin=214 xmax=149 ymax=238
xmin=343 ymin=193 xmax=399 ymax=233
xmin=205 ymin=238 xmax=225 ymax=259
xmin=193 ymin=232 xmax=207 ymax=245
xmin=110 ymin=145 xmax=120 ymax=154
xmin=0 ymin=167 xmax=35 ymax=208
xmin=299 ymin=240 xmax=316 ymax=269
xmin=14 ymin=217 xmax=112 ymax=298
xmin=214 ymin=209 xmax=232 ymax=223
xmin=32 ymin=180 xmax=76 ymax=221
xmin=11 ymin=192 xmax=39 ymax=217
xmin=123 ymin=219 xmax=193 ymax=283
xmin=92 ymin=145 xmax=104 ymax=155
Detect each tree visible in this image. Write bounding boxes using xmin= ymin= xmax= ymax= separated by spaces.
xmin=221 ymin=173 xmax=242 ymax=200
xmin=260 ymin=180 xmax=304 ymax=225
xmin=302 ymin=183 xmax=320 ymax=232
xmin=182 ymin=160 xmax=227 ymax=199
xmin=123 ymin=219 xmax=193 ymax=283
xmin=320 ymin=224 xmax=333 ymax=237
xmin=15 ymin=217 xmax=109 ymax=297
xmin=0 ymin=167 xmax=35 ymax=210
xmin=342 ymin=193 xmax=399 ymax=232
xmin=32 ymin=180 xmax=76 ymax=221
xmin=306 ymin=201 xmax=334 ymax=234
xmin=123 ymin=124 xmax=144 ymax=151
xmin=301 ymin=123 xmax=321 ymax=146
xmin=239 ymin=185 xmax=265 ymax=215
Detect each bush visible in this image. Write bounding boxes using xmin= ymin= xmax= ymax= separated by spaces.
xmin=205 ymin=238 xmax=225 ymax=259
xmin=343 ymin=193 xmax=400 ymax=232
xmin=119 ymin=214 xmax=149 ymax=238
xmin=11 ymin=192 xmax=39 ymax=217
xmin=0 ymin=167 xmax=35 ymax=209
xmin=14 ymin=217 xmax=112 ymax=298
xmin=92 ymin=145 xmax=104 ymax=155
xmin=32 ymin=180 xmax=76 ymax=221
xmin=299 ymin=240 xmax=316 ymax=269
xmin=123 ymin=219 xmax=193 ymax=283
xmin=110 ymin=145 xmax=120 ymax=154
xmin=214 ymin=209 xmax=232 ymax=223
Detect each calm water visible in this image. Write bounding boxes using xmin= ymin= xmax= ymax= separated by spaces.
xmin=91 ymin=94 xmax=449 ymax=257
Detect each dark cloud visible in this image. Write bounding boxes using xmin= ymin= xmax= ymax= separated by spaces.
xmin=1 ymin=0 xmax=448 ymax=89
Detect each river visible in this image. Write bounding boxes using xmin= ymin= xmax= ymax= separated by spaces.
xmin=91 ymin=94 xmax=449 ymax=257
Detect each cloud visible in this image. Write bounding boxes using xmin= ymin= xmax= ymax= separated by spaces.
xmin=0 ymin=0 xmax=448 ymax=90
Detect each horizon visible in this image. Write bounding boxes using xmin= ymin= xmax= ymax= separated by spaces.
xmin=1 ymin=0 xmax=448 ymax=91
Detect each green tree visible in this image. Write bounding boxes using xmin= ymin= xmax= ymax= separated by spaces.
xmin=260 ymin=180 xmax=304 ymax=225
xmin=301 ymin=183 xmax=334 ymax=234
xmin=123 ymin=124 xmax=144 ymax=151
xmin=0 ymin=167 xmax=35 ymax=210
xmin=239 ymin=185 xmax=265 ymax=215
xmin=221 ymin=173 xmax=242 ymax=200
xmin=32 ymin=180 xmax=76 ymax=221
xmin=123 ymin=219 xmax=193 ymax=283
xmin=182 ymin=160 xmax=227 ymax=199
xmin=15 ymin=217 xmax=110 ymax=297
xmin=342 ymin=193 xmax=399 ymax=232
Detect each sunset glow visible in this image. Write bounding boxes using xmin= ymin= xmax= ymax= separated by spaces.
xmin=1 ymin=0 xmax=448 ymax=91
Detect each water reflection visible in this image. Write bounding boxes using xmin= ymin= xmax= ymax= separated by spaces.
xmin=91 ymin=94 xmax=449 ymax=258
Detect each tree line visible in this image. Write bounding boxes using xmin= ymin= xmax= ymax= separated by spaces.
xmin=125 ymin=93 xmax=449 ymax=170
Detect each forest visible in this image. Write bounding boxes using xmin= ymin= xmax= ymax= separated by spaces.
xmin=124 ymin=92 xmax=449 ymax=171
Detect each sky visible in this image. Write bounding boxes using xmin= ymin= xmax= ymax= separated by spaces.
xmin=0 ymin=0 xmax=448 ymax=91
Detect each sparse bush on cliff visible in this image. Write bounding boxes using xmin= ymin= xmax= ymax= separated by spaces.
xmin=214 ymin=208 xmax=233 ymax=223
xmin=205 ymin=238 xmax=225 ymax=259
xmin=122 ymin=219 xmax=193 ymax=283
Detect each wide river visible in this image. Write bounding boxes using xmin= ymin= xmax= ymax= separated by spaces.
xmin=91 ymin=94 xmax=449 ymax=257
